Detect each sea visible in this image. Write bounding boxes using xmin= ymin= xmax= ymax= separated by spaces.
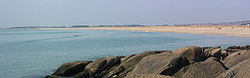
xmin=0 ymin=29 xmax=250 ymax=78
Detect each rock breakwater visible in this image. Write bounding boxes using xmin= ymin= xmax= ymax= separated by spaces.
xmin=45 ymin=45 xmax=250 ymax=78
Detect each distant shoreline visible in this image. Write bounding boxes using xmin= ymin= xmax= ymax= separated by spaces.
xmin=2 ymin=25 xmax=250 ymax=37
xmin=38 ymin=26 xmax=250 ymax=37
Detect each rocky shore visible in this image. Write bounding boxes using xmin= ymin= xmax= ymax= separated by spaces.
xmin=45 ymin=45 xmax=250 ymax=78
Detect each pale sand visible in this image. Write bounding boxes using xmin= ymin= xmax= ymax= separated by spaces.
xmin=41 ymin=26 xmax=250 ymax=37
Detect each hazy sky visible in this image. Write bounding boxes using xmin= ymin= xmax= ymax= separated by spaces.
xmin=1 ymin=0 xmax=250 ymax=27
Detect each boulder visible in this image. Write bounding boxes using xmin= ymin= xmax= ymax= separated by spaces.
xmin=222 ymin=50 xmax=250 ymax=68
xmin=227 ymin=45 xmax=250 ymax=50
xmin=120 ymin=51 xmax=169 ymax=68
xmin=234 ymin=59 xmax=250 ymax=78
xmin=227 ymin=46 xmax=242 ymax=49
xmin=83 ymin=56 xmax=124 ymax=77
xmin=174 ymin=57 xmax=227 ymax=78
xmin=210 ymin=48 xmax=222 ymax=58
xmin=220 ymin=50 xmax=229 ymax=60
xmin=44 ymin=75 xmax=58 ymax=78
xmin=104 ymin=51 xmax=167 ymax=78
xmin=129 ymin=52 xmax=190 ymax=76
xmin=203 ymin=46 xmax=220 ymax=50
xmin=173 ymin=46 xmax=206 ymax=63
xmin=204 ymin=47 xmax=222 ymax=59
xmin=52 ymin=61 xmax=91 ymax=76
xmin=74 ymin=71 xmax=90 ymax=78
xmin=126 ymin=74 xmax=175 ymax=78
xmin=216 ymin=58 xmax=250 ymax=78
xmin=225 ymin=45 xmax=250 ymax=53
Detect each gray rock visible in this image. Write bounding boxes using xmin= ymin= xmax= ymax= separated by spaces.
xmin=216 ymin=58 xmax=250 ymax=78
xmin=104 ymin=51 xmax=167 ymax=78
xmin=84 ymin=56 xmax=124 ymax=77
xmin=225 ymin=45 xmax=250 ymax=53
xmin=74 ymin=71 xmax=90 ymax=78
xmin=204 ymin=47 xmax=222 ymax=59
xmin=126 ymin=74 xmax=175 ymax=78
xmin=44 ymin=75 xmax=58 ymax=78
xmin=52 ymin=61 xmax=91 ymax=76
xmin=174 ymin=57 xmax=227 ymax=78
xmin=227 ymin=45 xmax=250 ymax=50
xmin=173 ymin=46 xmax=205 ymax=63
xmin=129 ymin=52 xmax=189 ymax=76
xmin=234 ymin=61 xmax=250 ymax=78
xmin=222 ymin=50 xmax=250 ymax=68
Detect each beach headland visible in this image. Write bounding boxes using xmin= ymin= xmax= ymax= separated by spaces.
xmin=41 ymin=25 xmax=250 ymax=37
xmin=46 ymin=45 xmax=250 ymax=78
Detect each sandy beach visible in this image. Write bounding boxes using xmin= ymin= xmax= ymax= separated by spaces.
xmin=42 ymin=26 xmax=250 ymax=37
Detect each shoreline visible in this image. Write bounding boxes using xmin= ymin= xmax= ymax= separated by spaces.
xmin=39 ymin=26 xmax=250 ymax=37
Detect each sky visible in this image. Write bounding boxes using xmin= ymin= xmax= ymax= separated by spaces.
xmin=0 ymin=0 xmax=250 ymax=27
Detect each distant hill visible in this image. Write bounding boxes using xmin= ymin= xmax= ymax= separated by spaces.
xmin=11 ymin=24 xmax=147 ymax=28
xmin=174 ymin=20 xmax=250 ymax=26
xmin=10 ymin=20 xmax=250 ymax=28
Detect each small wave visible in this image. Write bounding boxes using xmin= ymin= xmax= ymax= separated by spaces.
xmin=59 ymin=34 xmax=86 ymax=39
xmin=20 ymin=75 xmax=44 ymax=78
xmin=23 ymin=40 xmax=41 ymax=43
xmin=21 ymin=34 xmax=87 ymax=43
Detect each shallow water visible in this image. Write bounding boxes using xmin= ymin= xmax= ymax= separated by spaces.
xmin=0 ymin=29 xmax=249 ymax=78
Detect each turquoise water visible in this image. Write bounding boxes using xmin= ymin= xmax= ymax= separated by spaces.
xmin=0 ymin=29 xmax=250 ymax=78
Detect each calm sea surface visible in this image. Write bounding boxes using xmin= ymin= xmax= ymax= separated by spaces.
xmin=0 ymin=29 xmax=250 ymax=78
